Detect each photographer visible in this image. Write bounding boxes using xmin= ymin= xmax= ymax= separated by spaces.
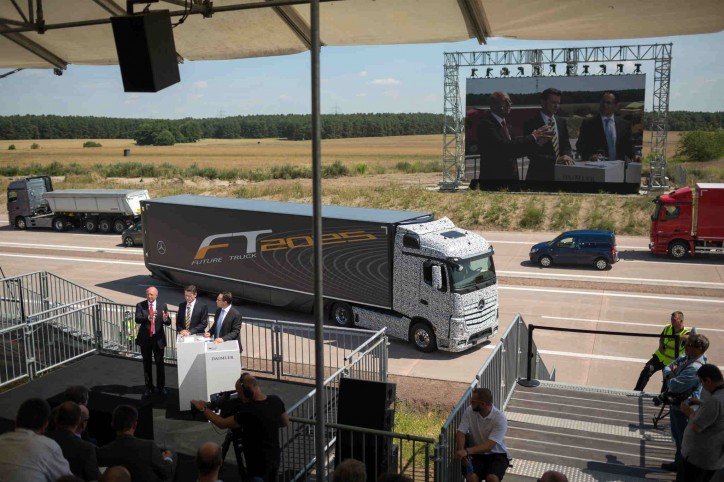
xmin=191 ymin=374 xmax=288 ymax=482
xmin=658 ymin=334 xmax=709 ymax=472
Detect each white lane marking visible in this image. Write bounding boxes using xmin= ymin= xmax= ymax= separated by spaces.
xmin=500 ymin=270 xmax=724 ymax=288
xmin=500 ymin=285 xmax=724 ymax=304
xmin=541 ymin=315 xmax=724 ymax=333
xmin=0 ymin=241 xmax=141 ymax=254
xmin=0 ymin=252 xmax=145 ymax=266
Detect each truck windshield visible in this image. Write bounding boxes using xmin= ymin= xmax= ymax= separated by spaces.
xmin=651 ymin=202 xmax=662 ymax=221
xmin=449 ymin=254 xmax=496 ymax=292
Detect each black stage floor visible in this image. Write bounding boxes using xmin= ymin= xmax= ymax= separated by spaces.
xmin=0 ymin=353 xmax=312 ymax=482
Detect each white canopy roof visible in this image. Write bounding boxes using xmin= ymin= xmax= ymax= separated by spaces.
xmin=1 ymin=0 xmax=722 ymax=70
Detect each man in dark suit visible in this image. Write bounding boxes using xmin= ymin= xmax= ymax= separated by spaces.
xmin=523 ymin=88 xmax=575 ymax=182
xmin=176 ymin=284 xmax=209 ymax=336
xmin=576 ymin=90 xmax=635 ymax=162
xmin=45 ymin=401 xmax=101 ymax=481
xmin=135 ymin=286 xmax=171 ymax=397
xmin=98 ymin=405 xmax=175 ymax=482
xmin=475 ymin=91 xmax=552 ymax=184
xmin=204 ymin=291 xmax=243 ymax=348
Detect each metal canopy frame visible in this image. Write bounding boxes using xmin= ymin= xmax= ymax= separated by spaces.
xmin=440 ymin=44 xmax=673 ymax=191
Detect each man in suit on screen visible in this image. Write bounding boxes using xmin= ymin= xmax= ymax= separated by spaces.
xmin=576 ymin=90 xmax=635 ymax=162
xmin=523 ymin=87 xmax=575 ymax=182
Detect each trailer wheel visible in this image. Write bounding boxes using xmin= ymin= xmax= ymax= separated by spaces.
xmin=99 ymin=219 xmax=112 ymax=233
xmin=330 ymin=302 xmax=353 ymax=328
xmin=113 ymin=219 xmax=127 ymax=234
xmin=53 ymin=217 xmax=67 ymax=232
xmin=15 ymin=217 xmax=27 ymax=230
xmin=84 ymin=218 xmax=98 ymax=233
xmin=410 ymin=321 xmax=437 ymax=353
xmin=668 ymin=241 xmax=689 ymax=259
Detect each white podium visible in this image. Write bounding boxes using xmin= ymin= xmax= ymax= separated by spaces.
xmin=177 ymin=335 xmax=240 ymax=410
xmin=555 ymin=160 xmax=625 ymax=183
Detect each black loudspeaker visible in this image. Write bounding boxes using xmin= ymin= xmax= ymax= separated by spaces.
xmin=111 ymin=10 xmax=180 ymax=93
xmin=337 ymin=379 xmax=396 ymax=482
xmin=48 ymin=392 xmax=153 ymax=447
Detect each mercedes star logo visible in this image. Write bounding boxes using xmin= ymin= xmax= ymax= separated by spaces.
xmin=478 ymin=299 xmax=485 ymax=310
xmin=156 ymin=241 xmax=167 ymax=255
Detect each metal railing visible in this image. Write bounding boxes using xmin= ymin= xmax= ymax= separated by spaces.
xmin=435 ymin=314 xmax=552 ymax=482
xmin=279 ymin=331 xmax=388 ymax=480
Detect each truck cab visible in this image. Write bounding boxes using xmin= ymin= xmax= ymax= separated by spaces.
xmin=7 ymin=176 xmax=53 ymax=229
xmin=391 ymin=218 xmax=498 ymax=352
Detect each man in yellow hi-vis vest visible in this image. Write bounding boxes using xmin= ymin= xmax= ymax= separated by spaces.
xmin=634 ymin=311 xmax=690 ymax=392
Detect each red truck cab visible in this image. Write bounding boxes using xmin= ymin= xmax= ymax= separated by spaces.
xmin=650 ymin=183 xmax=724 ymax=258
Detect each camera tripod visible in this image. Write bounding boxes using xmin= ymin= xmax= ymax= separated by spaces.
xmin=221 ymin=428 xmax=247 ymax=479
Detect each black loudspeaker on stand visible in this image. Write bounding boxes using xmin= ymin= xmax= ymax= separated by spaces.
xmin=111 ymin=10 xmax=180 ymax=93
xmin=336 ymin=378 xmax=397 ymax=482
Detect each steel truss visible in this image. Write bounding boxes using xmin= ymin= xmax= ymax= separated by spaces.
xmin=440 ymin=44 xmax=672 ymax=191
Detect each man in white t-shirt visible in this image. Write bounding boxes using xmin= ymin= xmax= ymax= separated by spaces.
xmin=455 ymin=388 xmax=510 ymax=482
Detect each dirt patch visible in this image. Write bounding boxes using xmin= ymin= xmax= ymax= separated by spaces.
xmin=389 ymin=374 xmax=471 ymax=413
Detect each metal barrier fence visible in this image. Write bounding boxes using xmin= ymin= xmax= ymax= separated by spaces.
xmin=435 ymin=314 xmax=551 ymax=482
xmin=279 ymin=332 xmax=388 ymax=480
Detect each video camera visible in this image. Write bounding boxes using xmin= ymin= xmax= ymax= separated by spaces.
xmin=191 ymin=389 xmax=242 ymax=417
xmin=653 ymin=391 xmax=691 ymax=407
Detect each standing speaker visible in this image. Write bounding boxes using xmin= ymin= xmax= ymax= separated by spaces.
xmin=337 ymin=379 xmax=396 ymax=481
xmin=111 ymin=10 xmax=180 ymax=93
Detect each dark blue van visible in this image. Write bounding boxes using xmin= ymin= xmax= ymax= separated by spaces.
xmin=529 ymin=230 xmax=618 ymax=270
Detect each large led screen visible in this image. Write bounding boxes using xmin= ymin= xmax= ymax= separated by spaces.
xmin=465 ymin=75 xmax=646 ymax=193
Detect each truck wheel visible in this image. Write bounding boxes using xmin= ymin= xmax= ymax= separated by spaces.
xmin=594 ymin=257 xmax=609 ymax=270
xmin=15 ymin=217 xmax=27 ymax=230
xmin=538 ymin=255 xmax=552 ymax=268
xmin=84 ymin=218 xmax=98 ymax=233
xmin=123 ymin=236 xmax=135 ymax=247
xmin=410 ymin=322 xmax=437 ymax=353
xmin=113 ymin=219 xmax=127 ymax=234
xmin=330 ymin=302 xmax=353 ymax=328
xmin=53 ymin=218 xmax=67 ymax=232
xmin=669 ymin=241 xmax=689 ymax=259
xmin=99 ymin=219 xmax=112 ymax=233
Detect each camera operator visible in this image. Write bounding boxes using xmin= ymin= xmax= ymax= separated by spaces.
xmin=658 ymin=334 xmax=709 ymax=472
xmin=191 ymin=373 xmax=288 ymax=482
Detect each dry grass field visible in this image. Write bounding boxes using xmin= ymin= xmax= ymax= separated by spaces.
xmin=1 ymin=135 xmax=441 ymax=170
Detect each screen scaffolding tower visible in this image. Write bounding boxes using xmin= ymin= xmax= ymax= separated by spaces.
xmin=439 ymin=44 xmax=672 ymax=192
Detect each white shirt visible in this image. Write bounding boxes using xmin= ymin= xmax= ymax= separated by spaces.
xmin=0 ymin=428 xmax=72 ymax=482
xmin=457 ymin=405 xmax=509 ymax=457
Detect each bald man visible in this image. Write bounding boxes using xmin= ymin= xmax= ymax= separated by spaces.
xmin=196 ymin=442 xmax=223 ymax=482
xmin=135 ymin=286 xmax=170 ymax=397
xmin=539 ymin=470 xmax=568 ymax=482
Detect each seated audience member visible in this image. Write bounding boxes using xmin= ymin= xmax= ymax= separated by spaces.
xmin=196 ymin=442 xmax=223 ymax=482
xmin=46 ymin=401 xmax=101 ymax=481
xmin=539 ymin=470 xmax=568 ymax=482
xmin=377 ymin=474 xmax=413 ymax=482
xmin=0 ymin=398 xmax=72 ymax=481
xmin=456 ymin=388 xmax=510 ymax=482
xmin=677 ymin=364 xmax=724 ymax=482
xmin=333 ymin=458 xmax=367 ymax=482
xmin=99 ymin=466 xmax=132 ymax=482
xmin=64 ymin=385 xmax=90 ymax=406
xmin=98 ymin=405 xmax=175 ymax=482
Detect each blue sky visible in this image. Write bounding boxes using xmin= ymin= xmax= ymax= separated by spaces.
xmin=0 ymin=31 xmax=721 ymax=119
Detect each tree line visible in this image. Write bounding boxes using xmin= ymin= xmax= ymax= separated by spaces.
xmin=0 ymin=113 xmax=445 ymax=143
xmin=0 ymin=112 xmax=720 ymax=145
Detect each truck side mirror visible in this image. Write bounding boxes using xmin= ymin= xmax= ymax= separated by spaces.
xmin=431 ymin=265 xmax=443 ymax=291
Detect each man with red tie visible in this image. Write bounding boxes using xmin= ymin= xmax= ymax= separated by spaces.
xmin=135 ymin=286 xmax=171 ymax=397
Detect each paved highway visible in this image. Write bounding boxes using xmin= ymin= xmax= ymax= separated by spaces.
xmin=0 ymin=220 xmax=721 ymax=391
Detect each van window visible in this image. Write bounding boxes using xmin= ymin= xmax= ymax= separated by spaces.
xmin=7 ymin=191 xmax=17 ymax=203
xmin=556 ymin=236 xmax=576 ymax=248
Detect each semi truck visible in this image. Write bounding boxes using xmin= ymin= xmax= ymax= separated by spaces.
xmin=649 ymin=183 xmax=724 ymax=259
xmin=141 ymin=195 xmax=499 ymax=353
xmin=7 ymin=176 xmax=149 ymax=233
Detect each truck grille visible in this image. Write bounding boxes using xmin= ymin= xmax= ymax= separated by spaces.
xmin=463 ymin=296 xmax=497 ymax=326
